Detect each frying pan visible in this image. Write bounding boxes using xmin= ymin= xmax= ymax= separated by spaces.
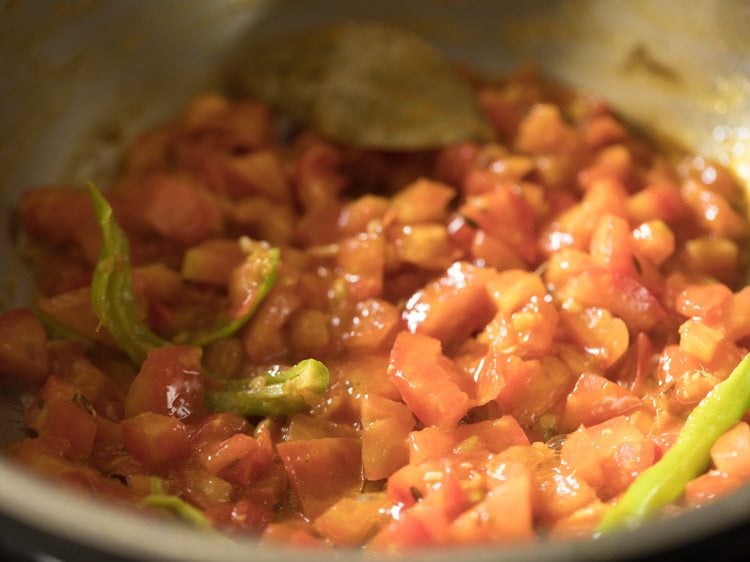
xmin=1 ymin=1 xmax=749 ymax=560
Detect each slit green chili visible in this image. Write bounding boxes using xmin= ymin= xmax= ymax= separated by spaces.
xmin=141 ymin=479 xmax=212 ymax=530
xmin=205 ymin=358 xmax=330 ymax=417
xmin=89 ymin=183 xmax=169 ymax=364
xmin=87 ymin=183 xmax=279 ymax=363
xmin=597 ymin=352 xmax=750 ymax=534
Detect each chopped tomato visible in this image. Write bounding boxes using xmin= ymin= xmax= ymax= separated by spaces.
xmin=277 ymin=437 xmax=363 ymax=518
xmin=388 ymin=332 xmax=471 ymax=427
xmin=362 ymin=395 xmax=416 ymax=480
xmin=710 ymin=422 xmax=750 ymax=479
xmin=403 ymin=262 xmax=495 ymax=347
xmin=124 ymin=346 xmax=204 ymax=420
xmin=121 ymin=412 xmax=190 ymax=469
xmin=0 ymin=309 xmax=50 ymax=384
xmin=559 ymin=373 xmax=641 ymax=432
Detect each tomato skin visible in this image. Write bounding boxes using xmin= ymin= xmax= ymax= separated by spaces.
xmin=388 ymin=332 xmax=471 ymax=428
xmin=0 ymin=308 xmax=50 ymax=385
xmin=125 ymin=346 xmax=204 ymax=420
xmin=121 ymin=412 xmax=191 ymax=469
xmin=277 ymin=437 xmax=363 ymax=519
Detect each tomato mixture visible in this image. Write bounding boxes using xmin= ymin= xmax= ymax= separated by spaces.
xmin=2 ymin=67 xmax=750 ymax=550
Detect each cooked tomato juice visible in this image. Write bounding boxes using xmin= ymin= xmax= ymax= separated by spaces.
xmin=2 ymin=67 xmax=750 ymax=550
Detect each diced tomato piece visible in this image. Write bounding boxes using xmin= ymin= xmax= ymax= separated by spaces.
xmin=536 ymin=466 xmax=598 ymax=523
xmin=684 ymin=470 xmax=744 ymax=506
xmin=589 ymin=214 xmax=636 ymax=276
xmin=451 ymin=463 xmax=533 ymax=543
xmin=277 ymin=437 xmax=363 ymax=518
xmin=454 ymin=416 xmax=530 ymax=454
xmin=19 ymin=186 xmax=100 ymax=262
xmin=388 ymin=332 xmax=471 ymax=427
xmin=37 ymin=287 xmax=114 ymax=346
xmin=124 ymin=346 xmax=204 ymax=420
xmin=337 ymin=194 xmax=390 ymax=235
xmin=261 ymin=522 xmax=323 ymax=548
xmin=406 ymin=470 xmax=467 ymax=544
xmin=483 ymin=297 xmax=559 ymax=360
xmin=556 ymin=266 xmax=666 ymax=334
xmin=682 ymin=180 xmax=746 ymax=239
xmin=121 ymin=412 xmax=190 ymax=470
xmin=678 ymin=319 xmax=725 ymax=363
xmin=36 ymin=397 xmax=97 ymax=459
xmin=181 ymin=239 xmax=244 ymax=286
xmin=94 ymin=415 xmax=123 ymax=445
xmin=542 ymin=177 xmax=628 ymax=253
xmin=496 ymin=354 xmax=575 ymax=428
xmin=408 ymin=427 xmax=455 ymax=465
xmin=560 ymin=307 xmax=629 ymax=369
xmin=140 ymin=173 xmax=222 ymax=246
xmin=222 ymin=148 xmax=291 ymax=203
xmin=390 ymin=223 xmax=459 ymax=271
xmin=548 ymin=500 xmax=608 ymax=538
xmin=293 ymin=140 xmax=348 ymax=211
xmin=460 ymin=183 xmax=538 ymax=264
xmin=631 ymin=220 xmax=675 ymax=266
xmin=362 ymin=395 xmax=416 ymax=481
xmin=711 ymin=422 xmax=750 ymax=479
xmin=471 ymin=230 xmax=526 ymax=270
xmin=403 ymin=262 xmax=495 ymax=347
xmin=338 ymin=231 xmax=386 ymax=301
xmin=285 ymin=413 xmax=358 ymax=441
xmin=327 ymin=352 xmax=399 ymax=403
xmin=0 ymin=308 xmax=50 ymax=385
xmin=561 ymin=416 xmax=655 ymax=498
xmin=435 ymin=142 xmax=481 ymax=187
xmin=559 ymin=373 xmax=641 ymax=432
xmin=368 ymin=509 xmax=433 ymax=552
xmin=189 ymin=412 xmax=252 ymax=448
xmin=241 ymin=285 xmax=302 ymax=363
xmin=343 ymin=299 xmax=400 ymax=353
xmin=627 ymin=182 xmax=687 ymax=225
xmin=389 ymin=178 xmax=455 ymax=224
xmin=675 ymin=283 xmax=733 ymax=323
xmin=199 ymin=433 xmax=259 ymax=475
xmin=470 ymin=346 xmax=506 ymax=405
xmin=314 ymin=493 xmax=392 ymax=546
xmin=8 ymin=436 xmax=135 ymax=502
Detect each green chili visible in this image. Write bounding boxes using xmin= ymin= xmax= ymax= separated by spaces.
xmin=87 ymin=184 xmax=279 ymax=363
xmin=88 ymin=183 xmax=169 ymax=364
xmin=597 ymin=352 xmax=750 ymax=534
xmin=205 ymin=358 xmax=329 ymax=417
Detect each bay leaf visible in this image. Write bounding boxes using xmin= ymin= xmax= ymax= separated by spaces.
xmin=233 ymin=22 xmax=492 ymax=150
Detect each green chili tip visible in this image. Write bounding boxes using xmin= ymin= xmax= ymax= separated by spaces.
xmin=205 ymin=358 xmax=330 ymax=417
xmin=596 ymin=352 xmax=750 ymax=534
